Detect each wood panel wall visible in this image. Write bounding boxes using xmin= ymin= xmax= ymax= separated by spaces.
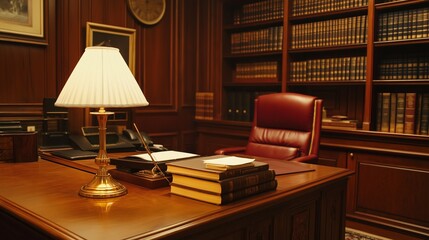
xmin=0 ymin=0 xmax=208 ymax=153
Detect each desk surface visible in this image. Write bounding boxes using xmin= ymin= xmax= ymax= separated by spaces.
xmin=0 ymin=152 xmax=352 ymax=240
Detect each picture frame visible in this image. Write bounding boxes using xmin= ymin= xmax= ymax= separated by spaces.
xmin=86 ymin=22 xmax=136 ymax=75
xmin=0 ymin=0 xmax=46 ymax=45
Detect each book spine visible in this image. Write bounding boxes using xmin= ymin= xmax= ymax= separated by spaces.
xmin=220 ymin=179 xmax=277 ymax=204
xmin=419 ymin=93 xmax=429 ymax=135
xmin=219 ymin=164 xmax=270 ymax=180
xmin=219 ymin=169 xmax=276 ymax=193
xmin=376 ymin=92 xmax=383 ymax=131
xmin=395 ymin=92 xmax=405 ymax=133
xmin=389 ymin=93 xmax=397 ymax=133
xmin=234 ymin=91 xmax=243 ymax=121
xmin=204 ymin=92 xmax=214 ymax=120
xmin=241 ymin=91 xmax=251 ymax=122
xmin=195 ymin=92 xmax=205 ymax=120
xmin=226 ymin=91 xmax=235 ymax=120
xmin=404 ymin=92 xmax=417 ymax=134
xmin=195 ymin=92 xmax=213 ymax=120
xmin=381 ymin=92 xmax=391 ymax=132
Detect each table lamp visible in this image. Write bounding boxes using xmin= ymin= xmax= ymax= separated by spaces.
xmin=55 ymin=46 xmax=149 ymax=198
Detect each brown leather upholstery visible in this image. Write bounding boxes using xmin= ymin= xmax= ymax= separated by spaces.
xmin=215 ymin=92 xmax=323 ymax=163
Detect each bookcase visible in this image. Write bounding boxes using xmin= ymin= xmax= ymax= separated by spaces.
xmin=372 ymin=0 xmax=429 ymax=135
xmin=217 ymin=0 xmax=429 ymax=136
xmin=196 ymin=0 xmax=429 ymax=238
xmin=221 ymin=0 xmax=284 ymax=123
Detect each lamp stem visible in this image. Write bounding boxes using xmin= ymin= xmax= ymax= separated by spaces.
xmin=95 ymin=113 xmax=109 ymax=171
xmin=78 ymin=109 xmax=127 ymax=198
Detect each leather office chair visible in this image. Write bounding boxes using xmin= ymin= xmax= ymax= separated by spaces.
xmin=215 ymin=92 xmax=323 ymax=163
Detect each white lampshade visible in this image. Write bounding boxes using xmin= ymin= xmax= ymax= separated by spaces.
xmin=55 ymin=46 xmax=149 ymax=108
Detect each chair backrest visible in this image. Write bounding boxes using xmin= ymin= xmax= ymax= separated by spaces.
xmin=245 ymin=92 xmax=323 ymax=160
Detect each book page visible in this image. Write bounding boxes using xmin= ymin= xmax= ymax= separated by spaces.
xmin=130 ymin=150 xmax=199 ymax=162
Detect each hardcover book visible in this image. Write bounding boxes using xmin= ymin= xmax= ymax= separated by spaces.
xmin=404 ymin=92 xmax=416 ymax=134
xmin=166 ymin=156 xmax=269 ymax=181
xmin=170 ymin=179 xmax=277 ymax=205
xmin=171 ymin=169 xmax=276 ymax=194
xmin=381 ymin=92 xmax=391 ymax=132
xmin=420 ymin=93 xmax=429 ymax=135
xmin=395 ymin=92 xmax=405 ymax=133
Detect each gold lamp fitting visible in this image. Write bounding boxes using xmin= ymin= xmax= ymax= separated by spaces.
xmin=79 ymin=110 xmax=127 ymax=198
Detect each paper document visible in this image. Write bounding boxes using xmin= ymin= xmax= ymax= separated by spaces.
xmin=131 ymin=150 xmax=199 ymax=162
xmin=204 ymin=156 xmax=255 ymax=166
xmin=203 ymin=156 xmax=255 ymax=170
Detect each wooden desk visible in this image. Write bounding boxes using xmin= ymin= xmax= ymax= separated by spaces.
xmin=0 ymin=153 xmax=352 ymax=240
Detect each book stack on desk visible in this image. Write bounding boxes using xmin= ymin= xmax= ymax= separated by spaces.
xmin=166 ymin=156 xmax=277 ymax=205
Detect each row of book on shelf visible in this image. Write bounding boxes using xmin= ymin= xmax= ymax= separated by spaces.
xmin=166 ymin=155 xmax=277 ymax=205
xmin=225 ymin=91 xmax=275 ymax=122
xmin=376 ymin=92 xmax=429 ymax=135
xmin=195 ymin=92 xmax=214 ymax=120
xmin=230 ymin=26 xmax=283 ymax=54
xmin=291 ymin=15 xmax=367 ymax=49
xmin=292 ymin=0 xmax=368 ymax=17
xmin=379 ymin=54 xmax=429 ymax=80
xmin=234 ymin=61 xmax=279 ymax=83
xmin=290 ymin=56 xmax=367 ymax=82
xmin=377 ymin=7 xmax=429 ymax=42
xmin=232 ymin=0 xmax=283 ymax=25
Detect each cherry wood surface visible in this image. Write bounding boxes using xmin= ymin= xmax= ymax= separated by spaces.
xmin=0 ymin=153 xmax=351 ymax=240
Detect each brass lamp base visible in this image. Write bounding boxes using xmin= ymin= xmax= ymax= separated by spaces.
xmin=79 ymin=172 xmax=128 ymax=198
xmin=79 ymin=109 xmax=127 ymax=199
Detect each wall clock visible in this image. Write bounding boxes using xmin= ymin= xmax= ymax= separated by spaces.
xmin=128 ymin=0 xmax=166 ymax=25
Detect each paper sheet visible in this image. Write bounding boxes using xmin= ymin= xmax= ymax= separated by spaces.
xmin=203 ymin=156 xmax=255 ymax=166
xmin=131 ymin=150 xmax=199 ymax=162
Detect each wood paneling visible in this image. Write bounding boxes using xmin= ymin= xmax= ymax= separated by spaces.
xmin=354 ymin=153 xmax=429 ymax=227
xmin=0 ymin=0 xmax=199 ymax=150
xmin=0 ymin=44 xmax=49 ymax=103
xmin=141 ymin=1 xmax=175 ymax=109
xmin=180 ymin=0 xmax=198 ymax=107
xmin=316 ymin=130 xmax=429 ymax=238
xmin=196 ymin=120 xmax=250 ymax=155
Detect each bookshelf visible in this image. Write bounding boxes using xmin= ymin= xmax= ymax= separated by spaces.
xmin=372 ymin=0 xmax=429 ymax=135
xmin=221 ymin=0 xmax=284 ymax=123
xmin=195 ymin=1 xmax=429 ymax=238
xmin=287 ymin=1 xmax=369 ymax=129
xmin=216 ymin=0 xmax=429 ymax=136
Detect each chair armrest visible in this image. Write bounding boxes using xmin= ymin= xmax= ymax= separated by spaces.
xmin=290 ymin=154 xmax=318 ymax=163
xmin=214 ymin=147 xmax=246 ymax=155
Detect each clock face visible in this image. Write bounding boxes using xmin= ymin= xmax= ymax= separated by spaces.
xmin=128 ymin=0 xmax=166 ymax=25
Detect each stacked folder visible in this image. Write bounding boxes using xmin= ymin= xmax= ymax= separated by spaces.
xmin=166 ymin=156 xmax=277 ymax=205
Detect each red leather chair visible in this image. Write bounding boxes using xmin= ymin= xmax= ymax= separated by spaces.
xmin=215 ymin=92 xmax=323 ymax=163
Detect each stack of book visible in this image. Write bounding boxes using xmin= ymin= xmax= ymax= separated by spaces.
xmin=195 ymin=92 xmax=214 ymax=120
xmin=322 ymin=117 xmax=360 ymax=130
xmin=166 ymin=156 xmax=277 ymax=205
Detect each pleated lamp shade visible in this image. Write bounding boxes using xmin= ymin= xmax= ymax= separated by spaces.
xmin=55 ymin=46 xmax=149 ymax=108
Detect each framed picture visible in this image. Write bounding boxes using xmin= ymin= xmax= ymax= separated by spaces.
xmin=0 ymin=0 xmax=46 ymax=45
xmin=86 ymin=22 xmax=136 ymax=74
